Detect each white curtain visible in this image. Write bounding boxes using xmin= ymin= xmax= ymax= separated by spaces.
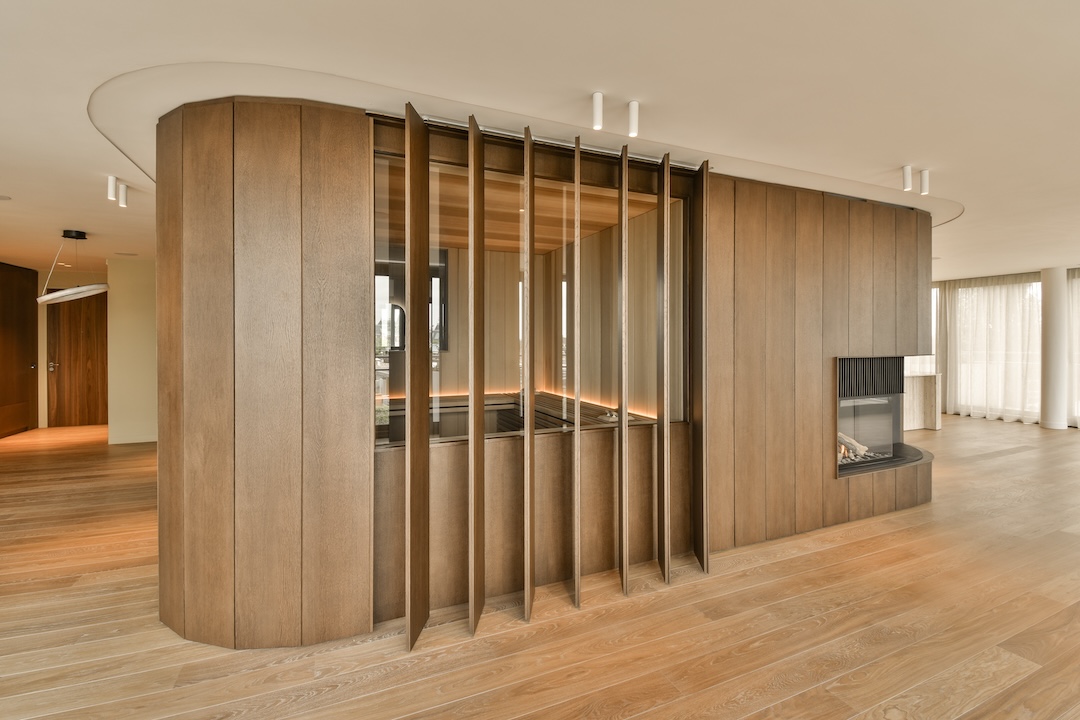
xmin=938 ymin=273 xmax=1042 ymax=423
xmin=1068 ymin=268 xmax=1080 ymax=428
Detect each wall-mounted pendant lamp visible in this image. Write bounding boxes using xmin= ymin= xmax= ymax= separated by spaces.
xmin=107 ymin=175 xmax=118 ymax=201
xmin=902 ymin=165 xmax=912 ymax=192
xmin=36 ymin=230 xmax=109 ymax=305
xmin=628 ymin=100 xmax=639 ymax=138
xmin=920 ymin=169 xmax=930 ymax=196
xmin=592 ymin=92 xmax=603 ymax=130
xmin=118 ymin=183 xmax=128 ymax=208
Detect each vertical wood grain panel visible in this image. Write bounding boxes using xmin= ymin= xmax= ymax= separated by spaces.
xmin=822 ymin=195 xmax=850 ymax=527
xmin=467 ymin=117 xmax=486 ymax=632
xmin=300 ymin=104 xmax=373 ymax=644
xmin=707 ymin=174 xmax=735 ymax=552
xmin=404 ymin=103 xmax=430 ymax=650
xmin=629 ymin=424 xmax=656 ymax=565
xmin=485 ymin=436 xmax=524 ymax=598
xmin=155 ymin=108 xmax=184 ymax=635
xmin=523 ymin=129 xmax=537 ymax=619
xmin=656 ymin=155 xmax=671 ymax=581
xmin=430 ymin=442 xmax=469 ymax=609
xmin=894 ymin=208 xmax=918 ymax=356
xmin=618 ymin=146 xmax=630 ymax=594
xmin=534 ymin=432 xmax=573 ymax=586
xmin=734 ymin=179 xmax=768 ymax=547
xmin=895 ymin=464 xmax=918 ymax=510
xmin=794 ymin=190 xmax=824 ymax=534
xmin=373 ymin=448 xmax=406 ymax=623
xmin=181 ymin=101 xmax=234 ymax=648
xmin=572 ymin=138 xmax=582 ymax=607
xmin=916 ymin=211 xmax=933 ymax=355
xmin=669 ymin=422 xmax=693 ymax=556
xmin=873 ymin=468 xmax=897 ymax=516
xmin=917 ymin=461 xmax=933 ymax=505
xmin=872 ymin=203 xmax=897 ymax=357
xmin=691 ymin=163 xmax=709 ymax=571
xmin=581 ymin=428 xmax=617 ymax=575
xmin=765 ymin=185 xmax=796 ymax=540
xmin=847 ymin=201 xmax=874 ymax=357
xmin=849 ymin=474 xmax=874 ymax=521
xmin=233 ymin=101 xmax=302 ymax=649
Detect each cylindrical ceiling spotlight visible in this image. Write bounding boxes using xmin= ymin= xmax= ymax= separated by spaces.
xmin=118 ymin=183 xmax=128 ymax=208
xmin=592 ymin=91 xmax=603 ymax=131
xmin=628 ymin=100 xmax=639 ymax=138
xmin=920 ymin=169 xmax=930 ymax=196
xmin=107 ymin=175 xmax=117 ymax=201
xmin=902 ymin=165 xmax=912 ymax=192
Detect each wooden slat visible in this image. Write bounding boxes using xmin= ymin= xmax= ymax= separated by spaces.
xmin=572 ymin=138 xmax=582 ymax=607
xmin=523 ymin=128 xmax=537 ymax=619
xmin=895 ymin=208 xmax=919 ymax=356
xmin=895 ymin=464 xmax=918 ymax=510
xmin=795 ymin=190 xmax=824 ymax=534
xmin=706 ymin=173 xmax=735 ymax=552
xmin=485 ymin=436 xmax=524 ymax=598
xmin=847 ymin=201 xmax=874 ymax=357
xmin=734 ymin=179 xmax=768 ymax=547
xmin=580 ymin=428 xmax=617 ymax=576
xmin=429 ymin=442 xmax=469 ymax=609
xmin=180 ymin=100 xmax=234 ymax=648
xmin=155 ymin=108 xmax=184 ymax=635
xmin=849 ymin=473 xmax=874 ymax=521
xmin=765 ymin=185 xmax=796 ymax=540
xmin=691 ymin=163 xmax=710 ymax=570
xmin=467 ymin=117 xmax=486 ymax=633
xmin=656 ymin=155 xmax=671 ymax=582
xmin=404 ymin=103 xmax=430 ymax=650
xmin=233 ymin=100 xmax=303 ymax=649
xmin=916 ymin=210 xmax=933 ymax=355
xmin=534 ymin=432 xmax=573 ymax=586
xmin=300 ymin=103 xmax=373 ymax=644
xmin=873 ymin=468 xmax=897 ymax=516
xmin=872 ymin=203 xmax=897 ymax=357
xmin=373 ymin=448 xmax=405 ymax=623
xmin=822 ymin=195 xmax=850 ymax=527
xmin=917 ymin=460 xmax=933 ymax=505
xmin=618 ymin=145 xmax=631 ymax=595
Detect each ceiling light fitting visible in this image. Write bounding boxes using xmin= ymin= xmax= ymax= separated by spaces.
xmin=118 ymin=183 xmax=128 ymax=208
xmin=36 ymin=230 xmax=109 ymax=305
xmin=902 ymin=165 xmax=912 ymax=192
xmin=107 ymin=175 xmax=117 ymax=201
xmin=920 ymin=169 xmax=930 ymax=196
xmin=592 ymin=91 xmax=603 ymax=130
xmin=628 ymin=100 xmax=639 ymax=138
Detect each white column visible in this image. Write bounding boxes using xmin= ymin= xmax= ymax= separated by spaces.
xmin=1041 ymin=267 xmax=1068 ymax=429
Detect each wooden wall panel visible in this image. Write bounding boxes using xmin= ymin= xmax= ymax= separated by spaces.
xmin=300 ymin=104 xmax=373 ymax=644
xmin=523 ymin=129 xmax=537 ymax=617
xmin=468 ymin=116 xmax=486 ymax=632
xmin=794 ymin=190 xmax=824 ymax=534
xmin=707 ymin=175 xmax=735 ymax=552
xmin=534 ymin=432 xmax=573 ymax=587
xmin=895 ymin=464 xmax=918 ymax=511
xmin=733 ymin=180 xmax=768 ymax=546
xmin=485 ymin=436 xmax=524 ymax=598
xmin=233 ymin=101 xmax=303 ymax=649
xmin=765 ymin=185 xmax=796 ymax=540
xmin=572 ymin=138 xmax=582 ymax=607
xmin=373 ymin=448 xmax=406 ymax=623
xmin=916 ymin=211 xmax=933 ymax=355
xmin=618 ymin=146 xmax=630 ymax=594
xmin=821 ymin=195 xmax=849 ymax=527
xmin=0 ymin=263 xmax=37 ymax=438
xmin=430 ymin=441 xmax=469 ymax=609
xmin=181 ymin=101 xmax=235 ymax=648
xmin=581 ymin=428 xmax=618 ymax=575
xmin=894 ymin=208 xmax=919 ymax=356
xmin=48 ymin=295 xmax=108 ymax=427
xmin=847 ymin=201 xmax=874 ymax=357
xmin=872 ymin=204 xmax=897 ymax=357
xmin=917 ymin=461 xmax=933 ymax=505
xmin=155 ymin=110 xmax=184 ymax=634
xmin=849 ymin=474 xmax=874 ymax=521
xmin=404 ymin=103 xmax=431 ymax=649
xmin=873 ymin=469 xmax=897 ymax=516
xmin=629 ymin=424 xmax=655 ymax=565
xmin=669 ymin=422 xmax=693 ymax=556
xmin=657 ymin=158 xmax=671 ymax=580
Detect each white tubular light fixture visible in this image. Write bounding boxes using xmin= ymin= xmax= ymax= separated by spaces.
xmin=118 ymin=183 xmax=128 ymax=208
xmin=628 ymin=100 xmax=639 ymax=138
xmin=592 ymin=91 xmax=603 ymax=130
xmin=902 ymin=165 xmax=912 ymax=192
xmin=107 ymin=175 xmax=118 ymax=201
xmin=920 ymin=169 xmax=930 ymax=196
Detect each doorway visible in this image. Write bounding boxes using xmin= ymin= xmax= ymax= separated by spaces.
xmin=47 ymin=293 xmax=108 ymax=426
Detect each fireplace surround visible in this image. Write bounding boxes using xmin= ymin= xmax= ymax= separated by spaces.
xmin=837 ymin=356 xmax=924 ymax=476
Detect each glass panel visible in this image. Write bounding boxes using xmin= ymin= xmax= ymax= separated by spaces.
xmin=374 ymin=154 xmax=405 ymax=447
xmin=670 ymin=198 xmax=687 ymax=422
xmin=626 ymin=182 xmax=660 ymax=423
xmin=579 ymin=182 xmax=621 ymax=424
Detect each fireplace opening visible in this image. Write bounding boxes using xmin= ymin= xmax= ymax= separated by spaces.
xmin=837 ymin=357 xmax=923 ymax=476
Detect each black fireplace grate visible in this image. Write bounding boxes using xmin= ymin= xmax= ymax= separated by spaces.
xmin=838 ymin=356 xmax=904 ymax=399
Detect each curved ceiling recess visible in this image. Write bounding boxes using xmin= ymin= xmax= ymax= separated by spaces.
xmin=88 ymin=62 xmax=963 ymax=225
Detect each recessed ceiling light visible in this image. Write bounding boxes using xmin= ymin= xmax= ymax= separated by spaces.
xmin=115 ymin=252 xmax=138 ymax=257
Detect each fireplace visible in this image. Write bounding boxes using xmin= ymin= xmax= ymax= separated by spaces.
xmin=837 ymin=357 xmax=923 ymax=476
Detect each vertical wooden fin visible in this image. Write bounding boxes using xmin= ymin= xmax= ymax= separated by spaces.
xmin=404 ymin=103 xmax=430 ymax=650
xmin=618 ymin=146 xmax=631 ymax=595
xmin=572 ymin=138 xmax=583 ymax=608
xmin=691 ymin=162 xmax=710 ymax=572
xmin=523 ymin=128 xmax=537 ymax=620
xmin=467 ymin=116 xmax=486 ymax=634
xmin=656 ymin=154 xmax=672 ymax=583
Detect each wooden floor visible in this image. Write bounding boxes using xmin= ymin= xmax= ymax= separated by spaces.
xmin=3 ymin=418 xmax=1080 ymax=718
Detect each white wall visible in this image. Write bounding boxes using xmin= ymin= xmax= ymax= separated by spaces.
xmin=106 ymin=259 xmax=157 ymax=443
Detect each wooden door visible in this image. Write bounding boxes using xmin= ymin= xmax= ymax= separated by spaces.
xmin=0 ymin=262 xmax=38 ymax=438
xmin=47 ymin=293 xmax=108 ymax=426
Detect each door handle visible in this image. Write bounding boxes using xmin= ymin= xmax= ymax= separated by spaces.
xmin=48 ymin=361 xmax=59 ymax=372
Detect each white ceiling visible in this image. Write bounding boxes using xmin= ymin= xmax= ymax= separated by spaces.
xmin=1 ymin=1 xmax=1077 ymax=281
